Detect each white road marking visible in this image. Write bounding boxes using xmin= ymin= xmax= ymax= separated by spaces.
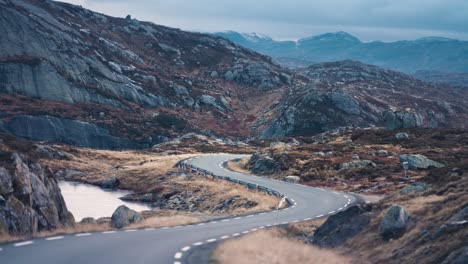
xmin=338 ymin=207 xmax=343 ymax=211
xmin=292 ymin=220 xmax=299 ymax=223
xmin=102 ymin=231 xmax=117 ymax=234
xmin=266 ymin=224 xmax=272 ymax=227
xmin=292 ymin=205 xmax=296 ymax=208
xmin=144 ymin=228 xmax=156 ymax=231
xmin=181 ymin=246 xmax=191 ymax=252
xmin=221 ymin=219 xmax=230 ymax=222
xmin=174 ymin=252 xmax=182 ymax=259
xmin=75 ymin=233 xmax=91 ymax=237
xmin=281 ymin=222 xmax=289 ymax=225
xmin=259 ymin=212 xmax=266 ymax=215
xmin=206 ymin=238 xmax=217 ymax=243
xmin=291 ymin=199 xmax=295 ymax=202
xmin=0 ymin=247 xmax=2 ymax=252
xmin=242 ymin=231 xmax=249 ymax=234
xmin=210 ymin=221 xmax=218 ymax=224
xmin=45 ymin=236 xmax=64 ymax=241
xmin=197 ymin=223 xmax=205 ymax=226
xmin=161 ymin=227 xmax=169 ymax=229
xmin=232 ymin=233 xmax=240 ymax=236
xmin=329 ymin=211 xmax=336 ymax=214
xmin=221 ymin=235 xmax=230 ymax=240
xmin=125 ymin=229 xmax=137 ymax=232
xmin=259 ymin=226 xmax=265 ymax=229
xmin=251 ymin=228 xmax=258 ymax=232
xmin=283 ymin=208 xmax=289 ymax=211
xmin=246 ymin=215 xmax=253 ymax=218
xmin=174 ymin=262 xmax=181 ymax=264
xmin=193 ymin=242 xmax=204 ymax=246
xmin=317 ymin=214 xmax=324 ymax=217
xmin=234 ymin=217 xmax=242 ymax=220
xmin=14 ymin=241 xmax=33 ymax=247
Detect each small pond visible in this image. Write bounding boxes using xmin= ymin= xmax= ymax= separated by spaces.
xmin=59 ymin=181 xmax=153 ymax=221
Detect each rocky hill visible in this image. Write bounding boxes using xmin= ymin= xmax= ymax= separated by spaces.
xmin=0 ymin=0 xmax=467 ymax=148
xmin=0 ymin=133 xmax=75 ymax=237
xmin=215 ymin=31 xmax=468 ymax=74
xmin=0 ymin=0 xmax=291 ymax=148
xmin=259 ymin=60 xmax=468 ymax=138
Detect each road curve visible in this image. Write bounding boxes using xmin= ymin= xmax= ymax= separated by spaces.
xmin=0 ymin=154 xmax=357 ymax=264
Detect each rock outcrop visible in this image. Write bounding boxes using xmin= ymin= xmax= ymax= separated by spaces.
xmin=0 ymin=115 xmax=140 ymax=150
xmin=432 ymin=205 xmax=468 ymax=239
xmin=247 ymin=153 xmax=280 ymax=175
xmin=441 ymin=246 xmax=468 ymax=264
xmin=284 ymin=176 xmax=300 ymax=183
xmin=100 ymin=177 xmax=120 ymax=189
xmin=399 ymin=154 xmax=445 ymax=170
xmin=110 ymin=205 xmax=143 ymax=229
xmin=379 ymin=204 xmax=410 ymax=240
xmin=311 ymin=205 xmax=371 ymax=247
xmin=0 ymin=153 xmax=74 ymax=236
xmin=338 ymin=160 xmax=376 ymax=170
xmin=260 ymin=60 xmax=468 ymax=138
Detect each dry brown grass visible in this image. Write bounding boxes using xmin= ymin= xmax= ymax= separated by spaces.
xmin=212 ymin=229 xmax=352 ymax=264
xmin=43 ymin=147 xmax=201 ymax=190
xmin=0 ymin=214 xmax=201 ymax=243
xmin=225 ymin=157 xmax=251 ymax=175
xmin=128 ymin=215 xmax=199 ymax=229
xmin=171 ymin=177 xmax=279 ymax=214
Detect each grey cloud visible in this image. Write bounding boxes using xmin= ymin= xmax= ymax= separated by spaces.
xmin=59 ymin=0 xmax=468 ymax=41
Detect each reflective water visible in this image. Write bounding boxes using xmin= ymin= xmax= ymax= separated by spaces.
xmin=59 ymin=181 xmax=153 ymax=221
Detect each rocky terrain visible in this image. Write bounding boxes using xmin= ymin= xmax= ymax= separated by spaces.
xmin=1 ymin=0 xmax=467 ymax=150
xmin=258 ymin=61 xmax=468 ymax=138
xmin=0 ymin=0 xmax=290 ymax=148
xmin=0 ymin=133 xmax=75 ymax=238
xmin=239 ymin=128 xmax=468 ymax=196
xmin=219 ymin=128 xmax=467 ymax=264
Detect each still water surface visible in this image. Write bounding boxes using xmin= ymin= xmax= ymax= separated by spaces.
xmin=59 ymin=181 xmax=153 ymax=221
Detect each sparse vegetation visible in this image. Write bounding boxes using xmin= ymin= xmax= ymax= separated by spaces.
xmin=212 ymin=229 xmax=352 ymax=264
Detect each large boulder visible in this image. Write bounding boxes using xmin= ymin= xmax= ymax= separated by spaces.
xmin=311 ymin=205 xmax=371 ymax=247
xmin=80 ymin=217 xmax=97 ymax=225
xmin=0 ymin=153 xmax=75 ymax=236
xmin=379 ymin=204 xmax=410 ymax=240
xmin=441 ymin=246 xmax=468 ymax=264
xmin=384 ymin=111 xmax=424 ymax=130
xmin=100 ymin=177 xmax=120 ymax=189
xmin=338 ymin=160 xmax=376 ymax=170
xmin=399 ymin=154 xmax=445 ymax=170
xmin=284 ymin=176 xmax=300 ymax=183
xmin=248 ymin=153 xmax=280 ymax=175
xmin=399 ymin=182 xmax=428 ymax=194
xmin=433 ymin=205 xmax=468 ymax=239
xmin=395 ymin=132 xmax=410 ymax=140
xmin=111 ymin=205 xmax=143 ymax=229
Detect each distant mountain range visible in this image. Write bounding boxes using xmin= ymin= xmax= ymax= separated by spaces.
xmin=215 ymin=31 xmax=468 ymax=74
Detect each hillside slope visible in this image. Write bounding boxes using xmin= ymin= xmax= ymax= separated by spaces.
xmin=0 ymin=0 xmax=291 ymax=148
xmin=259 ymin=60 xmax=468 ymax=138
xmin=0 ymin=0 xmax=467 ymax=148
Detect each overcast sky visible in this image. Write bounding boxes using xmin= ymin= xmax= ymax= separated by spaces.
xmin=60 ymin=0 xmax=468 ymax=41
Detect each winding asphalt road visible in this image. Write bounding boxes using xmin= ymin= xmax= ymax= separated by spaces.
xmin=0 ymin=154 xmax=357 ymax=264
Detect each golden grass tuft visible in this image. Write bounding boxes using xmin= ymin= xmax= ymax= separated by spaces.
xmin=212 ymin=229 xmax=352 ymax=264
